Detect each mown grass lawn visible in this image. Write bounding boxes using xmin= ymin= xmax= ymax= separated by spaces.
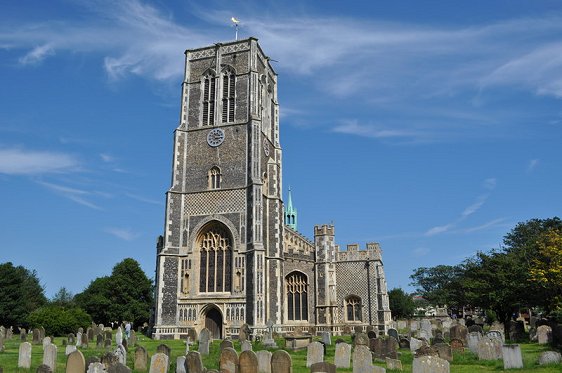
xmin=0 ymin=334 xmax=560 ymax=372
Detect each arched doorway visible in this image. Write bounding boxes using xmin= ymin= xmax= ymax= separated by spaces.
xmin=205 ymin=307 xmax=223 ymax=339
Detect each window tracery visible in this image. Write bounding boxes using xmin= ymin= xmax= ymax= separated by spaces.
xmin=286 ymin=272 xmax=308 ymax=321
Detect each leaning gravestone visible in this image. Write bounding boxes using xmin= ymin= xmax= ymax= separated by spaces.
xmin=241 ymin=340 xmax=252 ymax=352
xmin=307 ymin=341 xmax=324 ymax=367
xmin=335 ymin=342 xmax=351 ymax=368
xmin=433 ymin=343 xmax=452 ymax=362
xmin=87 ymin=362 xmax=106 ymax=373
xmin=176 ymin=356 xmax=186 ymax=373
xmin=43 ymin=343 xmax=57 ymax=372
xmin=18 ymin=341 xmax=32 ymax=368
xmin=134 ymin=346 xmax=148 ymax=371
xmin=537 ymin=325 xmax=552 ymax=345
xmin=270 ymin=350 xmax=292 ymax=373
xmin=410 ymin=337 xmax=425 ymax=352
xmin=185 ymin=351 xmax=205 ymax=373
xmin=412 ymin=355 xmax=449 ymax=373
xmin=220 ymin=347 xmax=239 ymax=373
xmin=239 ymin=324 xmax=251 ymax=341
xmin=149 ymin=352 xmax=169 ymax=373
xmin=502 ymin=344 xmax=523 ymax=369
xmin=256 ymin=350 xmax=272 ymax=373
xmin=66 ymin=349 xmax=86 ymax=373
xmin=352 ymin=345 xmax=373 ymax=373
xmin=538 ymin=351 xmax=561 ymax=365
xmin=115 ymin=345 xmax=127 ymax=365
xmin=310 ymin=362 xmax=336 ymax=373
xmin=239 ymin=350 xmax=259 ymax=373
xmin=198 ymin=328 xmax=211 ymax=355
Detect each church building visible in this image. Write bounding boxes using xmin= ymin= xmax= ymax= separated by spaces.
xmin=153 ymin=38 xmax=391 ymax=339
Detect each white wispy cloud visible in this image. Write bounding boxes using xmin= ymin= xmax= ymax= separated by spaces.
xmin=412 ymin=247 xmax=430 ymax=257
xmin=332 ymin=120 xmax=424 ymax=141
xmin=100 ymin=153 xmax=114 ymax=162
xmin=461 ymin=218 xmax=508 ymax=234
xmin=461 ymin=195 xmax=488 ymax=218
xmin=105 ymin=227 xmax=140 ymax=241
xmin=37 ymin=180 xmax=102 ymax=210
xmin=18 ymin=44 xmax=55 ymax=65
xmin=425 ymin=224 xmax=454 ymax=236
xmin=0 ymin=148 xmax=78 ymax=175
xmin=483 ymin=178 xmax=497 ymax=190
xmin=527 ymin=159 xmax=539 ymax=172
xmin=125 ymin=193 xmax=162 ymax=205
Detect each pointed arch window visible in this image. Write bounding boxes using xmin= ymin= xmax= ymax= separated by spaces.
xmin=345 ymin=296 xmax=362 ymax=322
xmin=202 ymin=73 xmax=216 ymax=126
xmin=198 ymin=224 xmax=232 ymax=293
xmin=208 ymin=167 xmax=221 ymax=189
xmin=222 ymin=68 xmax=235 ymax=123
xmin=286 ymin=272 xmax=308 ymax=321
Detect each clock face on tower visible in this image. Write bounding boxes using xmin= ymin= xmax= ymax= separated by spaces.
xmin=207 ymin=128 xmax=225 ymax=147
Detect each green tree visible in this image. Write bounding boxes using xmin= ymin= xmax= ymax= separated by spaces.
xmin=528 ymin=229 xmax=562 ymax=311
xmin=409 ymin=264 xmax=466 ymax=311
xmin=0 ymin=262 xmax=47 ymax=327
xmin=388 ymin=288 xmax=415 ymax=319
xmin=27 ymin=305 xmax=91 ymax=336
xmin=51 ymin=287 xmax=75 ymax=307
xmin=75 ymin=258 xmax=153 ymax=326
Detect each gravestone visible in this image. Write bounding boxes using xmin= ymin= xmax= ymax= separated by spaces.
xmin=420 ymin=319 xmax=433 ymax=339
xmin=68 ymin=334 xmax=76 ymax=345
xmin=398 ymin=338 xmax=410 ymax=349
xmin=39 ymin=327 xmax=46 ymax=340
xmin=320 ymin=331 xmax=331 ymax=345
xmin=449 ymin=325 xmax=468 ymax=345
xmin=115 ymin=328 xmax=123 ymax=346
xmin=538 ymin=351 xmax=561 ymax=365
xmin=130 ymin=330 xmax=137 ymax=346
xmin=105 ymin=339 xmax=112 ymax=349
xmin=239 ymin=350 xmax=258 ymax=373
xmin=37 ymin=364 xmax=53 ymax=373
xmin=81 ymin=333 xmax=89 ymax=348
xmin=76 ymin=332 xmax=82 ymax=348
xmin=241 ymin=340 xmax=253 ymax=352
xmin=354 ymin=333 xmax=369 ymax=346
xmin=412 ymin=355 xmax=449 ymax=373
xmin=198 ymin=328 xmax=211 ymax=355
xmin=335 ymin=342 xmax=351 ymax=368
xmin=263 ymin=320 xmax=277 ymax=348
xmin=101 ymin=351 xmax=119 ymax=369
xmin=307 ymin=341 xmax=324 ymax=367
xmin=418 ymin=329 xmax=431 ymax=341
xmin=397 ymin=320 xmax=407 ymax=330
xmin=409 ymin=337 xmax=425 ymax=352
xmin=43 ymin=336 xmax=52 ymax=349
xmin=256 ymin=350 xmax=272 ymax=373
xmin=134 ymin=346 xmax=148 ymax=371
xmin=65 ymin=345 xmax=77 ymax=356
xmin=477 ymin=338 xmax=499 ymax=360
xmin=467 ymin=332 xmax=481 ymax=354
xmin=66 ymin=350 xmax=86 ymax=373
xmin=486 ymin=330 xmax=504 ymax=343
xmin=410 ymin=320 xmax=420 ymax=331
xmin=185 ymin=351 xmax=205 ymax=373
xmin=220 ymin=347 xmax=239 ymax=373
xmin=537 ymin=325 xmax=552 ymax=344
xmin=18 ymin=341 xmax=32 ymax=368
xmin=115 ymin=345 xmax=127 ymax=365
xmin=385 ymin=357 xmax=402 ymax=371
xmin=78 ymin=327 xmax=84 ymax=334
xmin=370 ymin=337 xmax=398 ymax=360
xmin=468 ymin=325 xmax=483 ymax=334
xmin=21 ymin=328 xmax=27 ymax=342
xmin=387 ymin=328 xmax=398 ymax=342
xmin=433 ymin=343 xmax=452 ymax=362
xmin=85 ymin=357 xmax=100 ymax=370
xmin=105 ymin=330 xmax=112 ymax=341
xmin=352 ymin=345 xmax=374 ymax=373
xmin=156 ymin=344 xmax=171 ymax=357
xmin=502 ymin=344 xmax=523 ymax=369
xmin=239 ymin=324 xmax=251 ymax=341
xmin=220 ymin=339 xmax=234 ymax=350
xmin=367 ymin=330 xmax=377 ymax=339
xmin=414 ymin=345 xmax=439 ymax=358
xmin=310 ymin=362 xmax=336 ymax=373
xmin=176 ymin=356 xmax=186 ymax=373
xmin=353 ymin=325 xmax=363 ymax=334
xmin=87 ymin=328 xmax=94 ymax=341
xmin=107 ymin=363 xmax=131 ymax=373
xmin=449 ymin=339 xmax=464 ymax=353
xmin=149 ymin=353 xmax=169 ymax=373
xmin=87 ymin=362 xmax=106 ymax=373
xmin=97 ymin=334 xmax=104 ymax=348
xmin=508 ymin=321 xmax=525 ymax=342
xmin=271 ymin=350 xmax=292 ymax=373
xmin=43 ymin=343 xmax=57 ymax=372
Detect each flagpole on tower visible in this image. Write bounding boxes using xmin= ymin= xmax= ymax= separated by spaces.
xmin=231 ymin=17 xmax=240 ymax=40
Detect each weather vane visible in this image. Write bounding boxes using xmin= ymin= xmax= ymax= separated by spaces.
xmin=231 ymin=17 xmax=240 ymax=40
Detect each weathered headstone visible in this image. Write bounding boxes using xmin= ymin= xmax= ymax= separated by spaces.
xmin=105 ymin=339 xmax=112 ymax=349
xmin=387 ymin=328 xmax=398 ymax=342
xmin=130 ymin=330 xmax=137 ymax=346
xmin=134 ymin=346 xmax=148 ymax=371
xmin=114 ymin=345 xmax=127 ymax=365
xmin=65 ymin=345 xmax=77 ymax=356
xmin=239 ymin=324 xmax=251 ymax=342
xmin=449 ymin=325 xmax=468 ymax=345
xmin=33 ymin=329 xmax=41 ymax=344
xmin=43 ymin=343 xmax=57 ymax=372
xmin=76 ymin=332 xmax=82 ymax=348
xmin=101 ymin=351 xmax=119 ymax=369
xmin=37 ymin=364 xmax=53 ymax=373
xmin=397 ymin=320 xmax=407 ymax=330
xmin=354 ymin=333 xmax=369 ymax=346
xmin=467 ymin=332 xmax=481 ymax=354
xmin=486 ymin=330 xmax=504 ymax=343
xmin=156 ymin=344 xmax=171 ymax=357
xmin=20 ymin=328 xmax=27 ymax=342
xmin=86 ymin=357 xmax=100 ymax=370
xmin=263 ymin=320 xmax=277 ymax=348
xmin=270 ymin=350 xmax=291 ymax=373
xmin=335 ymin=342 xmax=351 ymax=368
xmin=477 ymin=338 xmax=499 ymax=360
xmin=241 ymin=340 xmax=253 ymax=352
xmin=398 ymin=338 xmax=410 ymax=349
xmin=81 ymin=333 xmax=89 ymax=348
xmin=18 ymin=341 xmax=32 ymax=368
xmin=86 ymin=362 xmax=106 ymax=373
xmin=97 ymin=334 xmax=104 ymax=348
xmin=176 ymin=356 xmax=186 ymax=373
xmin=414 ymin=345 xmax=439 ymax=358
xmin=409 ymin=337 xmax=425 ymax=352
xmin=433 ymin=343 xmax=452 ymax=362
xmin=43 ymin=336 xmax=52 ymax=349
xmin=107 ymin=363 xmax=131 ymax=373
xmin=320 ymin=331 xmax=331 ymax=345
xmin=256 ymin=350 xmax=272 ymax=373
xmin=502 ymin=344 xmax=523 ymax=369
xmin=352 ymin=345 xmax=373 ymax=373
xmin=198 ymin=328 xmax=211 ymax=355
xmin=342 ymin=325 xmax=352 ymax=335
xmin=66 ymin=349 xmax=86 ymax=373
xmin=508 ymin=321 xmax=525 ymax=342
xmin=239 ymin=350 xmax=258 ymax=373
xmin=184 ymin=351 xmax=204 ymax=373
xmin=149 ymin=353 xmax=169 ymax=373
xmin=104 ymin=330 xmax=112 ymax=341
xmin=467 ymin=325 xmax=483 ymax=334
xmin=220 ymin=339 xmax=234 ymax=350
xmin=385 ymin=357 xmax=402 ymax=371
xmin=412 ymin=355 xmax=449 ymax=373
xmin=220 ymin=347 xmax=239 ymax=373
xmin=310 ymin=362 xmax=336 ymax=373
xmin=87 ymin=328 xmax=94 ymax=341
xmin=537 ymin=325 xmax=553 ymax=345
xmin=449 ymin=339 xmax=464 ymax=353
xmin=67 ymin=333 xmax=75 ymax=345
xmin=420 ymin=319 xmax=433 ymax=338
xmin=538 ymin=351 xmax=561 ymax=365
xmin=115 ymin=328 xmax=123 ymax=346
xmin=39 ymin=327 xmax=46 ymax=340
xmin=307 ymin=341 xmax=324 ymax=367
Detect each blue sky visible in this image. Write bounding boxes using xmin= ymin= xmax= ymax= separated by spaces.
xmin=1 ymin=0 xmax=562 ymax=298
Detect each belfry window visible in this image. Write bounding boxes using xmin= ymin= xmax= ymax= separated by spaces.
xmin=208 ymin=167 xmax=221 ymax=189
xmin=198 ymin=224 xmax=232 ymax=293
xmin=222 ymin=69 xmax=235 ymax=123
xmin=345 ymin=296 xmax=362 ymax=322
xmin=286 ymin=272 xmax=308 ymax=321
xmin=202 ymin=74 xmax=216 ymax=126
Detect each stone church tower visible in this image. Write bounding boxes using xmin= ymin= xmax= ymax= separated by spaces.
xmin=153 ymin=38 xmax=392 ymax=340
xmin=153 ymin=38 xmax=283 ymax=339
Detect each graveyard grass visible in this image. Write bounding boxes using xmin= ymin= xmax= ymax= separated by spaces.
xmin=0 ymin=333 xmax=560 ymax=372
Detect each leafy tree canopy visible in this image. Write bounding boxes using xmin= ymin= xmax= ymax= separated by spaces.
xmin=0 ymin=262 xmax=47 ymax=327
xmin=27 ymin=305 xmax=91 ymax=336
xmin=388 ymin=288 xmax=415 ymax=319
xmin=409 ymin=264 xmax=466 ymax=308
xmin=75 ymin=258 xmax=153 ymax=326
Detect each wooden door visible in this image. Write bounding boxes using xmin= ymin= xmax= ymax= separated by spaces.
xmin=205 ymin=308 xmax=222 ymax=339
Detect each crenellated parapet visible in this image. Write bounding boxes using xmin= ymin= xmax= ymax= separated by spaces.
xmin=337 ymin=242 xmax=383 ymax=262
